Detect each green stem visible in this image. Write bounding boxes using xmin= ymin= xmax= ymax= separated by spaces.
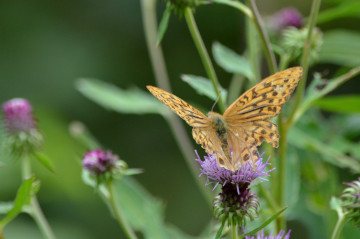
xmin=107 ymin=181 xmax=137 ymax=239
xmin=246 ymin=15 xmax=260 ymax=82
xmin=246 ymin=0 xmax=277 ymax=74
xmin=184 ymin=7 xmax=226 ymax=113
xmin=21 ymin=155 xmax=56 ymax=239
xmin=331 ymin=213 xmax=347 ymax=239
xmin=232 ymin=225 xmax=238 ymax=239
xmin=286 ymin=0 xmax=322 ymax=128
xmin=140 ymin=0 xmax=213 ymax=206
xmin=212 ymin=0 xmax=253 ymax=20
xmin=276 ymin=114 xmax=287 ymax=231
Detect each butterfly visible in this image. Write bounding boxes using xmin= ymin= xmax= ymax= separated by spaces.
xmin=147 ymin=67 xmax=302 ymax=171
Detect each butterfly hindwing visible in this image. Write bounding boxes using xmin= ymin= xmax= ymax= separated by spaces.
xmin=192 ymin=127 xmax=233 ymax=170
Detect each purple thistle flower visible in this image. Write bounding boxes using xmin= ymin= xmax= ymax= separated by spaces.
xmin=2 ymin=98 xmax=36 ymax=135
xmin=83 ymin=149 xmax=119 ymax=175
xmin=245 ymin=229 xmax=291 ymax=239
xmin=270 ymin=7 xmax=303 ymax=31
xmin=196 ymin=151 xmax=274 ymax=193
xmin=196 ymin=151 xmax=275 ymax=227
xmin=2 ymin=98 xmax=43 ymax=156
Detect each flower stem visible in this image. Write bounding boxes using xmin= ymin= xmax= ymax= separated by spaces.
xmin=21 ymin=155 xmax=56 ymax=239
xmin=246 ymin=0 xmax=277 ymax=74
xmin=232 ymin=224 xmax=238 ymax=239
xmin=107 ymin=181 xmax=137 ymax=239
xmin=286 ymin=0 xmax=322 ymax=128
xmin=140 ymin=0 xmax=213 ymax=206
xmin=331 ymin=213 xmax=347 ymax=239
xmin=276 ymin=114 xmax=287 ymax=231
xmin=184 ymin=7 xmax=226 ymax=113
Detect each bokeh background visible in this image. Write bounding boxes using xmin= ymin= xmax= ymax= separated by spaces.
xmin=0 ymin=0 xmax=359 ymax=238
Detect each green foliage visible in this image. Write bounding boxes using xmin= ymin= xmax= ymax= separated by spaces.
xmin=181 ymin=74 xmax=227 ymax=101
xmin=0 ymin=177 xmax=38 ymax=228
xmin=319 ymin=30 xmax=360 ymax=66
xmin=157 ymin=4 xmax=172 ymax=45
xmin=314 ymin=95 xmax=360 ymax=113
xmin=239 ymin=207 xmax=288 ymax=238
xmin=31 ymin=152 xmax=55 ymax=173
xmin=212 ymin=42 xmax=254 ymax=80
xmin=317 ymin=1 xmax=360 ymax=23
xmin=76 ymin=78 xmax=164 ymax=115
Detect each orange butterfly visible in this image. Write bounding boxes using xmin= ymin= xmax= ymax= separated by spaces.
xmin=147 ymin=67 xmax=302 ymax=171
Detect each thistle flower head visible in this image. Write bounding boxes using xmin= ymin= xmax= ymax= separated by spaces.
xmin=83 ymin=149 xmax=119 ymax=175
xmin=245 ymin=229 xmax=291 ymax=239
xmin=196 ymin=151 xmax=274 ymax=227
xmin=2 ymin=98 xmax=36 ymax=135
xmin=2 ymin=98 xmax=43 ymax=156
xmin=270 ymin=7 xmax=302 ymax=31
xmin=341 ymin=177 xmax=360 ymax=226
xmin=281 ymin=27 xmax=323 ymax=65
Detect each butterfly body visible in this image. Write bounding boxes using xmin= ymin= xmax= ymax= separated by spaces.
xmin=147 ymin=67 xmax=303 ymax=171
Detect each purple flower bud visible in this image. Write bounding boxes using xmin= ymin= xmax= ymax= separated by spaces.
xmin=270 ymin=7 xmax=303 ymax=31
xmin=2 ymin=98 xmax=36 ymax=135
xmin=83 ymin=149 xmax=119 ymax=175
xmin=245 ymin=229 xmax=291 ymax=239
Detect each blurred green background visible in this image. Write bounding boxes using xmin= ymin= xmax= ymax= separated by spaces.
xmin=0 ymin=0 xmax=359 ymax=238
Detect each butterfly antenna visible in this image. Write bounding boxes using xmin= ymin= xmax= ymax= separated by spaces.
xmin=211 ymin=91 xmax=222 ymax=112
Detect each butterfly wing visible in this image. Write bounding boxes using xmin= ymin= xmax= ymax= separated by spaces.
xmin=147 ymin=86 xmax=208 ymax=127
xmin=192 ymin=127 xmax=234 ymax=170
xmin=224 ymin=67 xmax=302 ymax=167
xmin=224 ymin=67 xmax=302 ymax=121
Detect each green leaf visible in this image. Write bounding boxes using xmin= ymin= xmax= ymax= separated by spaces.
xmin=32 ymin=152 xmax=55 ymax=173
xmin=330 ymin=197 xmax=343 ymax=211
xmin=215 ymin=217 xmax=226 ymax=239
xmin=317 ymin=2 xmax=360 ymax=24
xmin=319 ymin=30 xmax=360 ymax=67
xmin=240 ymin=206 xmax=288 ymax=238
xmin=285 ymin=150 xmax=300 ymax=211
xmin=0 ymin=177 xmax=36 ymax=227
xmin=157 ymin=5 xmax=172 ymax=45
xmin=76 ymin=78 xmax=164 ymax=115
xmin=212 ymin=42 xmax=254 ymax=80
xmin=313 ymin=95 xmax=360 ymax=113
xmin=113 ymin=178 xmax=168 ymax=239
xmin=288 ymin=127 xmax=360 ymax=172
xmin=295 ymin=67 xmax=360 ymax=121
xmin=181 ymin=74 xmax=227 ymax=101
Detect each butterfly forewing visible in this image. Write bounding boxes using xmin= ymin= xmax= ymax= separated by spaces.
xmin=147 ymin=86 xmax=208 ymax=127
xmin=224 ymin=67 xmax=303 ymax=121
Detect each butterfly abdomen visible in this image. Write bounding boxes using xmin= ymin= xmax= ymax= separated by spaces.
xmin=208 ymin=112 xmax=229 ymax=149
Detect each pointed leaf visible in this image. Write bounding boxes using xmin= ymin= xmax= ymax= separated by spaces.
xmin=317 ymin=2 xmax=360 ymax=24
xmin=319 ymin=30 xmax=360 ymax=67
xmin=157 ymin=5 xmax=172 ymax=45
xmin=212 ymin=42 xmax=254 ymax=80
xmin=240 ymin=206 xmax=288 ymax=238
xmin=215 ymin=217 xmax=227 ymax=239
xmin=0 ymin=177 xmax=36 ymax=227
xmin=181 ymin=74 xmax=227 ymax=101
xmin=76 ymin=78 xmax=163 ymax=114
xmin=313 ymin=95 xmax=360 ymax=113
xmin=32 ymin=152 xmax=55 ymax=173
